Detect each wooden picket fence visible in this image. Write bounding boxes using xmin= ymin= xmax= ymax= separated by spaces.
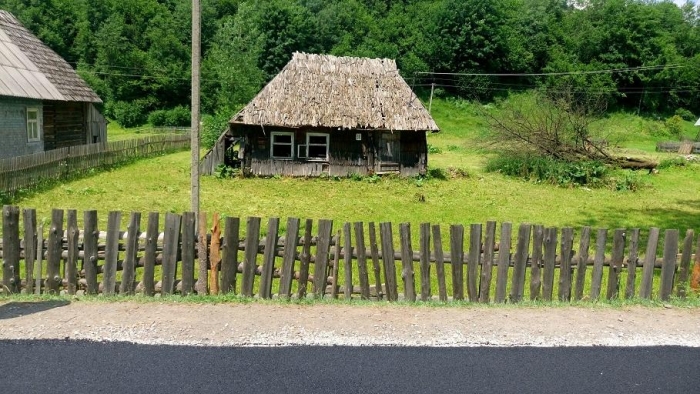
xmin=0 ymin=134 xmax=190 ymax=196
xmin=1 ymin=206 xmax=699 ymax=302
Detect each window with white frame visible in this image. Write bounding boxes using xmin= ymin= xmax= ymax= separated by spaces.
xmin=306 ymin=133 xmax=329 ymax=161
xmin=270 ymin=132 xmax=294 ymax=159
xmin=26 ymin=108 xmax=40 ymax=142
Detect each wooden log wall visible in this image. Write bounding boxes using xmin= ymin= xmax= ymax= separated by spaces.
xmin=1 ymin=205 xmax=700 ymax=303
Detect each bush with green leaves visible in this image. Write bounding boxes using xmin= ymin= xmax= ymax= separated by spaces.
xmin=147 ymin=110 xmax=168 ymax=127
xmin=486 ymin=155 xmax=607 ymax=187
xmin=108 ymin=100 xmax=150 ymax=128
xmin=201 ymin=112 xmax=232 ymax=150
xmin=675 ymin=108 xmax=695 ymax=122
xmin=148 ymin=107 xmax=191 ymax=127
xmin=664 ymin=115 xmax=685 ymax=140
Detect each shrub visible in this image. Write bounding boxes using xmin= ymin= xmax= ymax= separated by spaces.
xmin=486 ymin=155 xmax=607 ymax=187
xmin=165 ymin=106 xmax=191 ymax=127
xmin=201 ymin=112 xmax=231 ymax=149
xmin=428 ymin=144 xmax=442 ymax=154
xmin=658 ymin=157 xmax=688 ymax=169
xmin=675 ymin=108 xmax=695 ymax=122
xmin=148 ymin=110 xmax=168 ymax=127
xmin=108 ymin=100 xmax=150 ymax=128
xmin=664 ymin=115 xmax=685 ymax=140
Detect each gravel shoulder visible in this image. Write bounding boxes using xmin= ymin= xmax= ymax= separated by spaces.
xmin=1 ymin=301 xmax=699 ymax=347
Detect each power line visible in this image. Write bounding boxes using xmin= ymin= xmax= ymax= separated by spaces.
xmin=415 ymin=64 xmax=685 ymax=77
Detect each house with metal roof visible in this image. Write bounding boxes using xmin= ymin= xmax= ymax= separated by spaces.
xmin=202 ymin=52 xmax=439 ymax=177
xmin=0 ymin=10 xmax=106 ymax=160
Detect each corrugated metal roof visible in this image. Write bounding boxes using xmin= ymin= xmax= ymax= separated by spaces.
xmin=0 ymin=10 xmax=101 ymax=103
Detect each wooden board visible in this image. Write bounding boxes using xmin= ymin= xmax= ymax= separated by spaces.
xmin=419 ymin=223 xmax=431 ymax=302
xmin=590 ymin=229 xmax=608 ymax=300
xmin=558 ymin=227 xmax=574 ymax=302
xmin=659 ymin=229 xmax=679 ymax=301
xmin=66 ymin=210 xmax=79 ymax=295
xmin=640 ymin=228 xmax=660 ymax=299
xmin=606 ymin=229 xmax=626 ymax=300
xmin=542 ymin=227 xmax=557 ymax=302
xmin=527 ymin=225 xmax=544 ymax=301
xmin=242 ymin=217 xmax=261 ymax=297
xmin=279 ymin=218 xmax=300 ymax=299
xmin=368 ymin=222 xmax=383 ymax=299
xmin=400 ymin=223 xmax=416 ymax=302
xmin=259 ymin=218 xmax=279 ymax=299
xmin=120 ymin=212 xmax=141 ymax=295
xmin=574 ymin=227 xmax=591 ymax=301
xmin=180 ymin=212 xmax=196 ymax=296
xmin=676 ymin=230 xmax=695 ymax=299
xmin=467 ymin=224 xmax=482 ymax=303
xmin=313 ymin=219 xmax=333 ymax=298
xmin=355 ymin=222 xmax=371 ymax=300
xmin=297 ymin=219 xmax=313 ymax=299
xmin=83 ymin=210 xmax=99 ymax=295
xmin=2 ymin=206 xmax=20 ymax=294
xmin=495 ymin=223 xmax=513 ymax=303
xmin=22 ymin=209 xmax=37 ymax=295
xmin=197 ymin=212 xmax=209 ymax=295
xmin=103 ymin=211 xmax=122 ymax=296
xmin=344 ymin=223 xmax=354 ymax=300
xmin=450 ymin=225 xmax=465 ymax=301
xmin=480 ymin=221 xmax=497 ymax=303
xmin=510 ymin=223 xmax=531 ymax=303
xmin=379 ymin=222 xmax=398 ymax=301
xmin=221 ymin=217 xmax=240 ymax=295
xmin=46 ymin=209 xmax=64 ymax=294
xmin=624 ymin=229 xmax=640 ymax=299
xmin=161 ymin=213 xmax=182 ymax=295
xmin=432 ymin=225 xmax=447 ymax=302
xmin=142 ymin=212 xmax=159 ymax=296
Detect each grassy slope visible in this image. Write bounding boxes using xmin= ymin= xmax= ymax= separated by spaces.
xmin=13 ymin=98 xmax=700 ymax=233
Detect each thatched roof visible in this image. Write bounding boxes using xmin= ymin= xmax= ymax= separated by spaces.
xmin=231 ymin=53 xmax=438 ymax=132
xmin=0 ymin=10 xmax=101 ymax=103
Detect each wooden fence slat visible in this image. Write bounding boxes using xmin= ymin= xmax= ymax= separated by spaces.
xmin=142 ymin=212 xmax=159 ymax=296
xmin=83 ymin=211 xmax=99 ymax=295
xmin=542 ymin=227 xmax=557 ymax=302
xmin=496 ymin=223 xmax=513 ymax=303
xmin=330 ymin=232 xmax=341 ymax=298
xmin=221 ymin=217 xmax=240 ymax=295
xmin=209 ymin=214 xmax=222 ymax=295
xmin=480 ymin=221 xmax=497 ymax=303
xmin=450 ymin=225 xmax=465 ymax=301
xmin=2 ymin=205 xmax=20 ymax=294
xmin=606 ymin=229 xmax=626 ymax=300
xmin=368 ymin=222 xmax=382 ymax=300
xmin=103 ymin=211 xmax=122 ymax=296
xmin=313 ymin=219 xmax=333 ymax=298
xmin=120 ymin=212 xmax=141 ymax=295
xmin=590 ymin=229 xmax=608 ymax=300
xmin=197 ymin=212 xmax=209 ymax=295
xmin=259 ymin=218 xmax=280 ymax=299
xmin=467 ymin=224 xmax=482 ymax=303
xmin=419 ymin=223 xmax=431 ymax=302
xmin=676 ymin=230 xmax=694 ymax=299
xmin=691 ymin=235 xmax=700 ymax=292
xmin=354 ymin=222 xmax=370 ymax=300
xmin=558 ymin=227 xmax=574 ymax=302
xmin=46 ymin=209 xmax=64 ymax=294
xmin=35 ymin=224 xmax=43 ymax=294
xmin=297 ymin=219 xmax=313 ymax=299
xmin=344 ymin=222 xmax=354 ymax=300
xmin=400 ymin=223 xmax=416 ymax=302
xmin=574 ymin=226 xmax=591 ymax=301
xmin=640 ymin=228 xmax=660 ymax=299
xmin=161 ymin=212 xmax=182 ymax=296
xmin=624 ymin=229 xmax=640 ymax=299
xmin=181 ymin=212 xmax=196 ymax=296
xmin=279 ymin=218 xmax=300 ymax=299
xmin=242 ymin=217 xmax=261 ymax=297
xmin=379 ymin=222 xmax=398 ymax=302
xmin=432 ymin=225 xmax=447 ymax=302
xmin=660 ymin=229 xmax=679 ymax=301
xmin=510 ymin=223 xmax=531 ymax=303
xmin=529 ymin=225 xmax=544 ymax=301
xmin=66 ymin=210 xmax=79 ymax=295
xmin=22 ymin=209 xmax=37 ymax=295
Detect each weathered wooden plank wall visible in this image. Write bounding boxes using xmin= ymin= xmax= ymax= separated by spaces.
xmin=1 ymin=205 xmax=699 ymax=304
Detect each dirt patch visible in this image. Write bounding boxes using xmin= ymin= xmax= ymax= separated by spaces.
xmin=1 ymin=301 xmax=698 ymax=347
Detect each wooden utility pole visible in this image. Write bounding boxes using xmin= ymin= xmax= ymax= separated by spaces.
xmin=191 ymin=0 xmax=201 ymax=217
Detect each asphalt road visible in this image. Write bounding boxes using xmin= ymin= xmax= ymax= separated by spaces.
xmin=0 ymin=340 xmax=697 ymax=393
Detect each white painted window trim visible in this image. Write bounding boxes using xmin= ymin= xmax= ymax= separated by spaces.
xmin=26 ymin=107 xmax=40 ymax=143
xmin=270 ymin=131 xmax=294 ymax=159
xmin=306 ymin=132 xmax=329 ymax=161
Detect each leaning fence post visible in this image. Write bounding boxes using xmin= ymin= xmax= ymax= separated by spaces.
xmin=676 ymin=230 xmax=695 ymax=299
xmin=660 ymin=229 xmax=679 ymax=301
xmin=2 ymin=205 xmax=21 ymax=294
xmin=46 ymin=209 xmax=64 ymax=294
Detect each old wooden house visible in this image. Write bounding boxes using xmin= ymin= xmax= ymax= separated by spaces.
xmin=0 ymin=11 xmax=105 ymax=160
xmin=204 ymin=53 xmax=438 ymax=177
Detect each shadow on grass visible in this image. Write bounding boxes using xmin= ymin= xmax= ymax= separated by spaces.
xmin=579 ymin=198 xmax=700 ymax=232
xmin=0 ymin=300 xmax=71 ymax=320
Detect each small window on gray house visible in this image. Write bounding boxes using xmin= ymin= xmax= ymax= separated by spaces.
xmin=27 ymin=108 xmax=40 ymax=142
xmin=306 ymin=133 xmax=329 ymax=160
xmin=271 ymin=132 xmax=294 ymax=159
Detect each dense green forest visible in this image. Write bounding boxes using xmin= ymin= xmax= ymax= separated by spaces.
xmin=2 ymin=0 xmax=700 ymax=127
